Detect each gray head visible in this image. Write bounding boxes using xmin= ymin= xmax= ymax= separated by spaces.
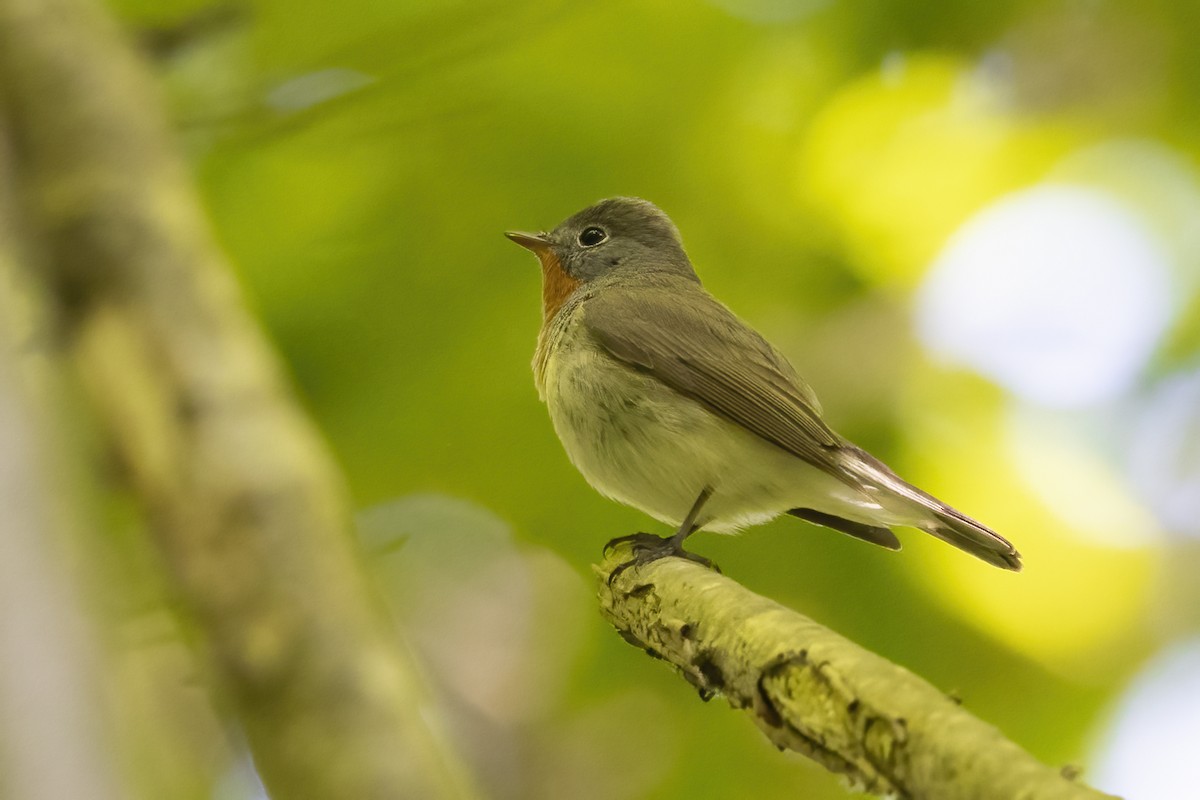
xmin=506 ymin=197 xmax=696 ymax=284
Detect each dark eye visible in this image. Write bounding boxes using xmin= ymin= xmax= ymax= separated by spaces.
xmin=578 ymin=227 xmax=607 ymax=247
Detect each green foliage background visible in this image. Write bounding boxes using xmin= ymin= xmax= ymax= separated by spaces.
xmin=97 ymin=1 xmax=1200 ymax=797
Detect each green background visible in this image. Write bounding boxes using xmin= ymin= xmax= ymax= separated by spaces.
xmin=99 ymin=1 xmax=1200 ymax=797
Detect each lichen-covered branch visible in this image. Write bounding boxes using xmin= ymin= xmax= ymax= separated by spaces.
xmin=0 ymin=1 xmax=473 ymax=797
xmin=597 ymin=545 xmax=1118 ymax=800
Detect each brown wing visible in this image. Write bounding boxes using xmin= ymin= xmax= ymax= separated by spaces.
xmin=582 ymin=283 xmax=851 ymax=480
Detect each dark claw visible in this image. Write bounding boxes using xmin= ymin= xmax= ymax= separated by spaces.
xmin=603 ymin=532 xmax=653 ymax=554
xmin=604 ymin=532 xmax=720 ymax=586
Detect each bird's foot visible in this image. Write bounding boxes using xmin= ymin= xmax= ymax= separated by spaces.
xmin=603 ymin=532 xmax=720 ymax=586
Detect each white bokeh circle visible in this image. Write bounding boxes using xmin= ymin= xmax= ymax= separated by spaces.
xmin=917 ymin=185 xmax=1174 ymax=408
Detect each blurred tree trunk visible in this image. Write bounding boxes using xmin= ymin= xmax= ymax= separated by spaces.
xmin=599 ymin=543 xmax=1120 ymax=800
xmin=0 ymin=0 xmax=475 ymax=797
xmin=0 ymin=112 xmax=129 ymax=800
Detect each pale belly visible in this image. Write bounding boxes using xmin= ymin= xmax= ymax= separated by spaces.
xmin=542 ymin=337 xmax=883 ymax=533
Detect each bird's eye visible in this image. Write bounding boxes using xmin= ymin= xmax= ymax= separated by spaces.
xmin=578 ymin=227 xmax=607 ymax=247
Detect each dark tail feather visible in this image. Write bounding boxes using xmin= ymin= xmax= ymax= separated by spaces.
xmin=839 ymin=447 xmax=1023 ymax=572
xmin=788 ymin=508 xmax=901 ymax=550
xmin=920 ymin=508 xmax=1022 ymax=571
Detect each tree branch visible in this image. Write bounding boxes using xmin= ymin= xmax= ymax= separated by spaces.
xmin=597 ymin=544 xmax=1118 ymax=800
xmin=0 ymin=1 xmax=474 ymax=797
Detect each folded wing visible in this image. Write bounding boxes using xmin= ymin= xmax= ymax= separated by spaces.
xmin=582 ymin=282 xmax=851 ymax=483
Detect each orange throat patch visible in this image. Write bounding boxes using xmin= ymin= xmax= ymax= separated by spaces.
xmin=538 ymin=250 xmax=580 ymax=323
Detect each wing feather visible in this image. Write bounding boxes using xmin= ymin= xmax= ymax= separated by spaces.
xmin=582 ymin=284 xmax=848 ymax=478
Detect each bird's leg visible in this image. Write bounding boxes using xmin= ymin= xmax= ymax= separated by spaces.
xmin=670 ymin=485 xmax=712 ymax=548
xmin=604 ymin=487 xmax=712 ymax=555
xmin=605 ymin=487 xmax=719 ymax=585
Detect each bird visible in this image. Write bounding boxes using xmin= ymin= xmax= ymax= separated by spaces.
xmin=505 ymin=197 xmax=1021 ymax=575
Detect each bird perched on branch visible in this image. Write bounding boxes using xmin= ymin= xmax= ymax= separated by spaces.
xmin=506 ymin=198 xmax=1021 ymax=576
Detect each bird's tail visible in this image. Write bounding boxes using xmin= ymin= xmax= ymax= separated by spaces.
xmin=841 ymin=448 xmax=1022 ymax=572
xmin=918 ymin=507 xmax=1022 ymax=571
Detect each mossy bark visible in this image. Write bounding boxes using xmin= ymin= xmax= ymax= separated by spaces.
xmin=598 ymin=545 xmax=1118 ymax=800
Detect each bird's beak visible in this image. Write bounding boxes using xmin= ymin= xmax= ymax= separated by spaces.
xmin=505 ymin=230 xmax=555 ymax=254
